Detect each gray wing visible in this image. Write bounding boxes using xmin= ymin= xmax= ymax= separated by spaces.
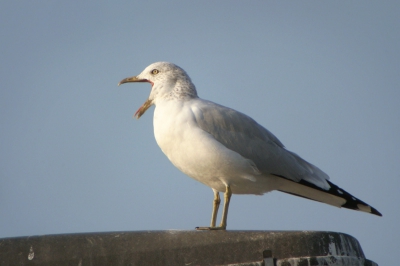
xmin=192 ymin=100 xmax=330 ymax=190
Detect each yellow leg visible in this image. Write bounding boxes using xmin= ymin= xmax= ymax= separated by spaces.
xmin=218 ymin=185 xmax=232 ymax=229
xmin=210 ymin=190 xmax=220 ymax=227
xmin=196 ymin=186 xmax=231 ymax=230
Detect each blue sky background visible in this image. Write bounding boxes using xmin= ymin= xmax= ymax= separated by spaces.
xmin=1 ymin=1 xmax=399 ymax=264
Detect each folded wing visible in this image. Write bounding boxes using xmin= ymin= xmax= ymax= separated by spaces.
xmin=192 ymin=100 xmax=330 ymax=190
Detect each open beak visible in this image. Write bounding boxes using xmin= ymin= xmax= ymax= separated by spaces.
xmin=118 ymin=76 xmax=153 ymax=119
xmin=118 ymin=76 xmax=147 ymax=86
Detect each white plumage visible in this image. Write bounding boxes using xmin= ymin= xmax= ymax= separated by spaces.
xmin=119 ymin=62 xmax=381 ymax=230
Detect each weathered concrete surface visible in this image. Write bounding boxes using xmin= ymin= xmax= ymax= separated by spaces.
xmin=0 ymin=231 xmax=377 ymax=265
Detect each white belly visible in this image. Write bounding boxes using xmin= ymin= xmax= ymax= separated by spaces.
xmin=152 ymin=99 xmax=276 ymax=194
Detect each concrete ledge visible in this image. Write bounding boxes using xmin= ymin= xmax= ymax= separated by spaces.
xmin=0 ymin=231 xmax=377 ymax=265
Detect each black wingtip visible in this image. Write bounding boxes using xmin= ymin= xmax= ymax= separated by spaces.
xmin=275 ymin=174 xmax=382 ymax=217
xmin=327 ymin=180 xmax=382 ymax=217
xmin=370 ymin=206 xmax=382 ymax=217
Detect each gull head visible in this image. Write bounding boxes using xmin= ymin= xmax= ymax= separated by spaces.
xmin=118 ymin=62 xmax=197 ymax=119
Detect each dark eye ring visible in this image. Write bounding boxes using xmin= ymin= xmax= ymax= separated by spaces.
xmin=151 ymin=69 xmax=159 ymax=75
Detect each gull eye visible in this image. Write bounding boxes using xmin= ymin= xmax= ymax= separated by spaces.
xmin=151 ymin=69 xmax=159 ymax=75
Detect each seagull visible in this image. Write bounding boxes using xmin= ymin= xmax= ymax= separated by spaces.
xmin=118 ymin=62 xmax=382 ymax=230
